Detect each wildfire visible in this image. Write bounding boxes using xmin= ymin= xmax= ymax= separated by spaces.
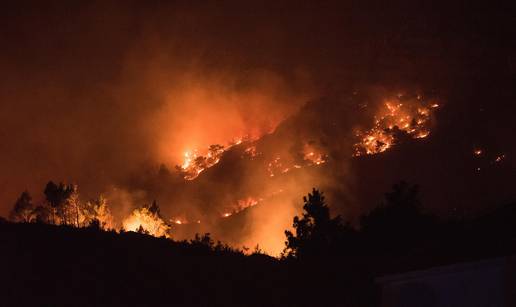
xmin=172 ymin=218 xmax=187 ymax=225
xmin=244 ymin=145 xmax=258 ymax=158
xmin=303 ymin=143 xmax=327 ymax=165
xmin=177 ymin=144 xmax=226 ymax=180
xmin=267 ymin=156 xmax=283 ymax=177
xmin=265 ymin=143 xmax=328 ymax=177
xmin=122 ymin=205 xmax=171 ymax=237
xmin=177 ymin=137 xmax=259 ymax=180
xmin=354 ymin=94 xmax=438 ymax=156
xmin=237 ymin=197 xmax=259 ymax=209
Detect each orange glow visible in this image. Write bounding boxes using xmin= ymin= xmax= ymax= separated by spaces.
xmin=237 ymin=197 xmax=259 ymax=210
xmin=267 ymin=156 xmax=283 ymax=177
xmin=122 ymin=207 xmax=170 ymax=237
xmin=244 ymin=145 xmax=258 ymax=158
xmin=178 ymin=144 xmax=226 ymax=180
xmin=303 ymin=143 xmax=327 ymax=165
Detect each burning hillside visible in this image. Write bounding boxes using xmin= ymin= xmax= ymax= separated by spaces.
xmin=173 ymin=92 xmax=439 ymax=188
xmin=6 ymin=85 xmax=516 ymax=256
xmin=5 ymin=88 xmax=448 ymax=256
xmin=123 ymin=91 xmax=443 ymax=254
xmin=353 ymin=94 xmax=439 ymax=156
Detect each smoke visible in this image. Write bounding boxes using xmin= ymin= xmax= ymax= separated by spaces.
xmin=0 ymin=1 xmax=315 ymax=216
xmin=2 ymin=1 xmax=515 ymax=256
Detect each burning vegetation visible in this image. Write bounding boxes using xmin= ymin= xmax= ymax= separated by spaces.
xmin=9 ymin=182 xmax=115 ymax=230
xmin=353 ymin=94 xmax=439 ymax=156
xmin=177 ymin=144 xmax=227 ymax=180
xmin=122 ymin=201 xmax=171 ymax=237
xmin=176 ymin=139 xmax=253 ymax=180
xmin=7 ymin=91 xmax=448 ymax=255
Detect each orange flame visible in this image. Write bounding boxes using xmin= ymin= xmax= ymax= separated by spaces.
xmin=354 ymin=95 xmax=438 ymax=156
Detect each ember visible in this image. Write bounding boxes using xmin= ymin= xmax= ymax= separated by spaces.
xmin=354 ymin=94 xmax=438 ymax=156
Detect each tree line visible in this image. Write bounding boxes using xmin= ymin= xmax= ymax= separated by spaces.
xmin=9 ymin=181 xmax=114 ymax=229
xmin=8 ymin=179 xmax=516 ymax=265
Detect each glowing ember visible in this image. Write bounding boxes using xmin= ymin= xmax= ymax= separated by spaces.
xmin=244 ymin=145 xmax=258 ymax=158
xmin=222 ymin=212 xmax=232 ymax=218
xmin=494 ymin=154 xmax=506 ymax=163
xmin=266 ymin=143 xmax=327 ymax=177
xmin=473 ymin=149 xmax=483 ymax=156
xmin=267 ymin=156 xmax=282 ymax=177
xmin=354 ymin=94 xmax=438 ymax=156
xmin=303 ymin=143 xmax=327 ymax=165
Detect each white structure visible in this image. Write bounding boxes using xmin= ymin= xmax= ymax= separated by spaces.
xmin=376 ymin=256 xmax=516 ymax=307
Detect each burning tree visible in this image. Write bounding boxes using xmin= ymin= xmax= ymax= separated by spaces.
xmin=176 ymin=144 xmax=227 ymax=180
xmin=43 ymin=181 xmax=78 ymax=225
xmin=82 ymin=195 xmax=114 ymax=229
xmin=11 ymin=181 xmax=115 ymax=229
xmin=122 ymin=201 xmax=171 ymax=238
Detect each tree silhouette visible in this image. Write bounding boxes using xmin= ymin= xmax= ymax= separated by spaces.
xmin=44 ymin=181 xmax=76 ymax=225
xmin=9 ymin=191 xmax=34 ymax=223
xmin=87 ymin=218 xmax=101 ymax=230
xmin=32 ymin=205 xmax=51 ymax=224
xmin=136 ymin=225 xmax=150 ymax=235
xmin=190 ymin=233 xmax=215 ymax=252
xmin=283 ymin=188 xmax=346 ymax=259
xmin=360 ymin=181 xmax=434 ymax=251
xmin=148 ymin=200 xmax=160 ymax=216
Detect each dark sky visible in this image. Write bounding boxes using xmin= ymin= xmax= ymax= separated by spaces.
xmin=0 ymin=0 xmax=515 ymax=225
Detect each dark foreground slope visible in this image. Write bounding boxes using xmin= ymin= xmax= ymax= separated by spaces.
xmin=0 ymin=222 xmax=290 ymax=307
xmin=0 ymin=222 xmax=379 ymax=307
xmin=2 ymin=201 xmax=516 ymax=307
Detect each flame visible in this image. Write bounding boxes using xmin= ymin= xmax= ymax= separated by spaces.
xmin=178 ymin=144 xmax=225 ymax=180
xmin=177 ymin=137 xmax=259 ymax=180
xmin=303 ymin=143 xmax=327 ymax=165
xmin=266 ymin=143 xmax=327 ymax=177
xmin=267 ymin=156 xmax=283 ymax=177
xmin=122 ymin=206 xmax=170 ymax=237
xmin=244 ymin=145 xmax=258 ymax=158
xmin=354 ymin=95 xmax=438 ymax=156
xmin=220 ymin=197 xmax=260 ymax=218
xmin=237 ymin=197 xmax=259 ymax=209
xmin=173 ymin=219 xmax=185 ymax=225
